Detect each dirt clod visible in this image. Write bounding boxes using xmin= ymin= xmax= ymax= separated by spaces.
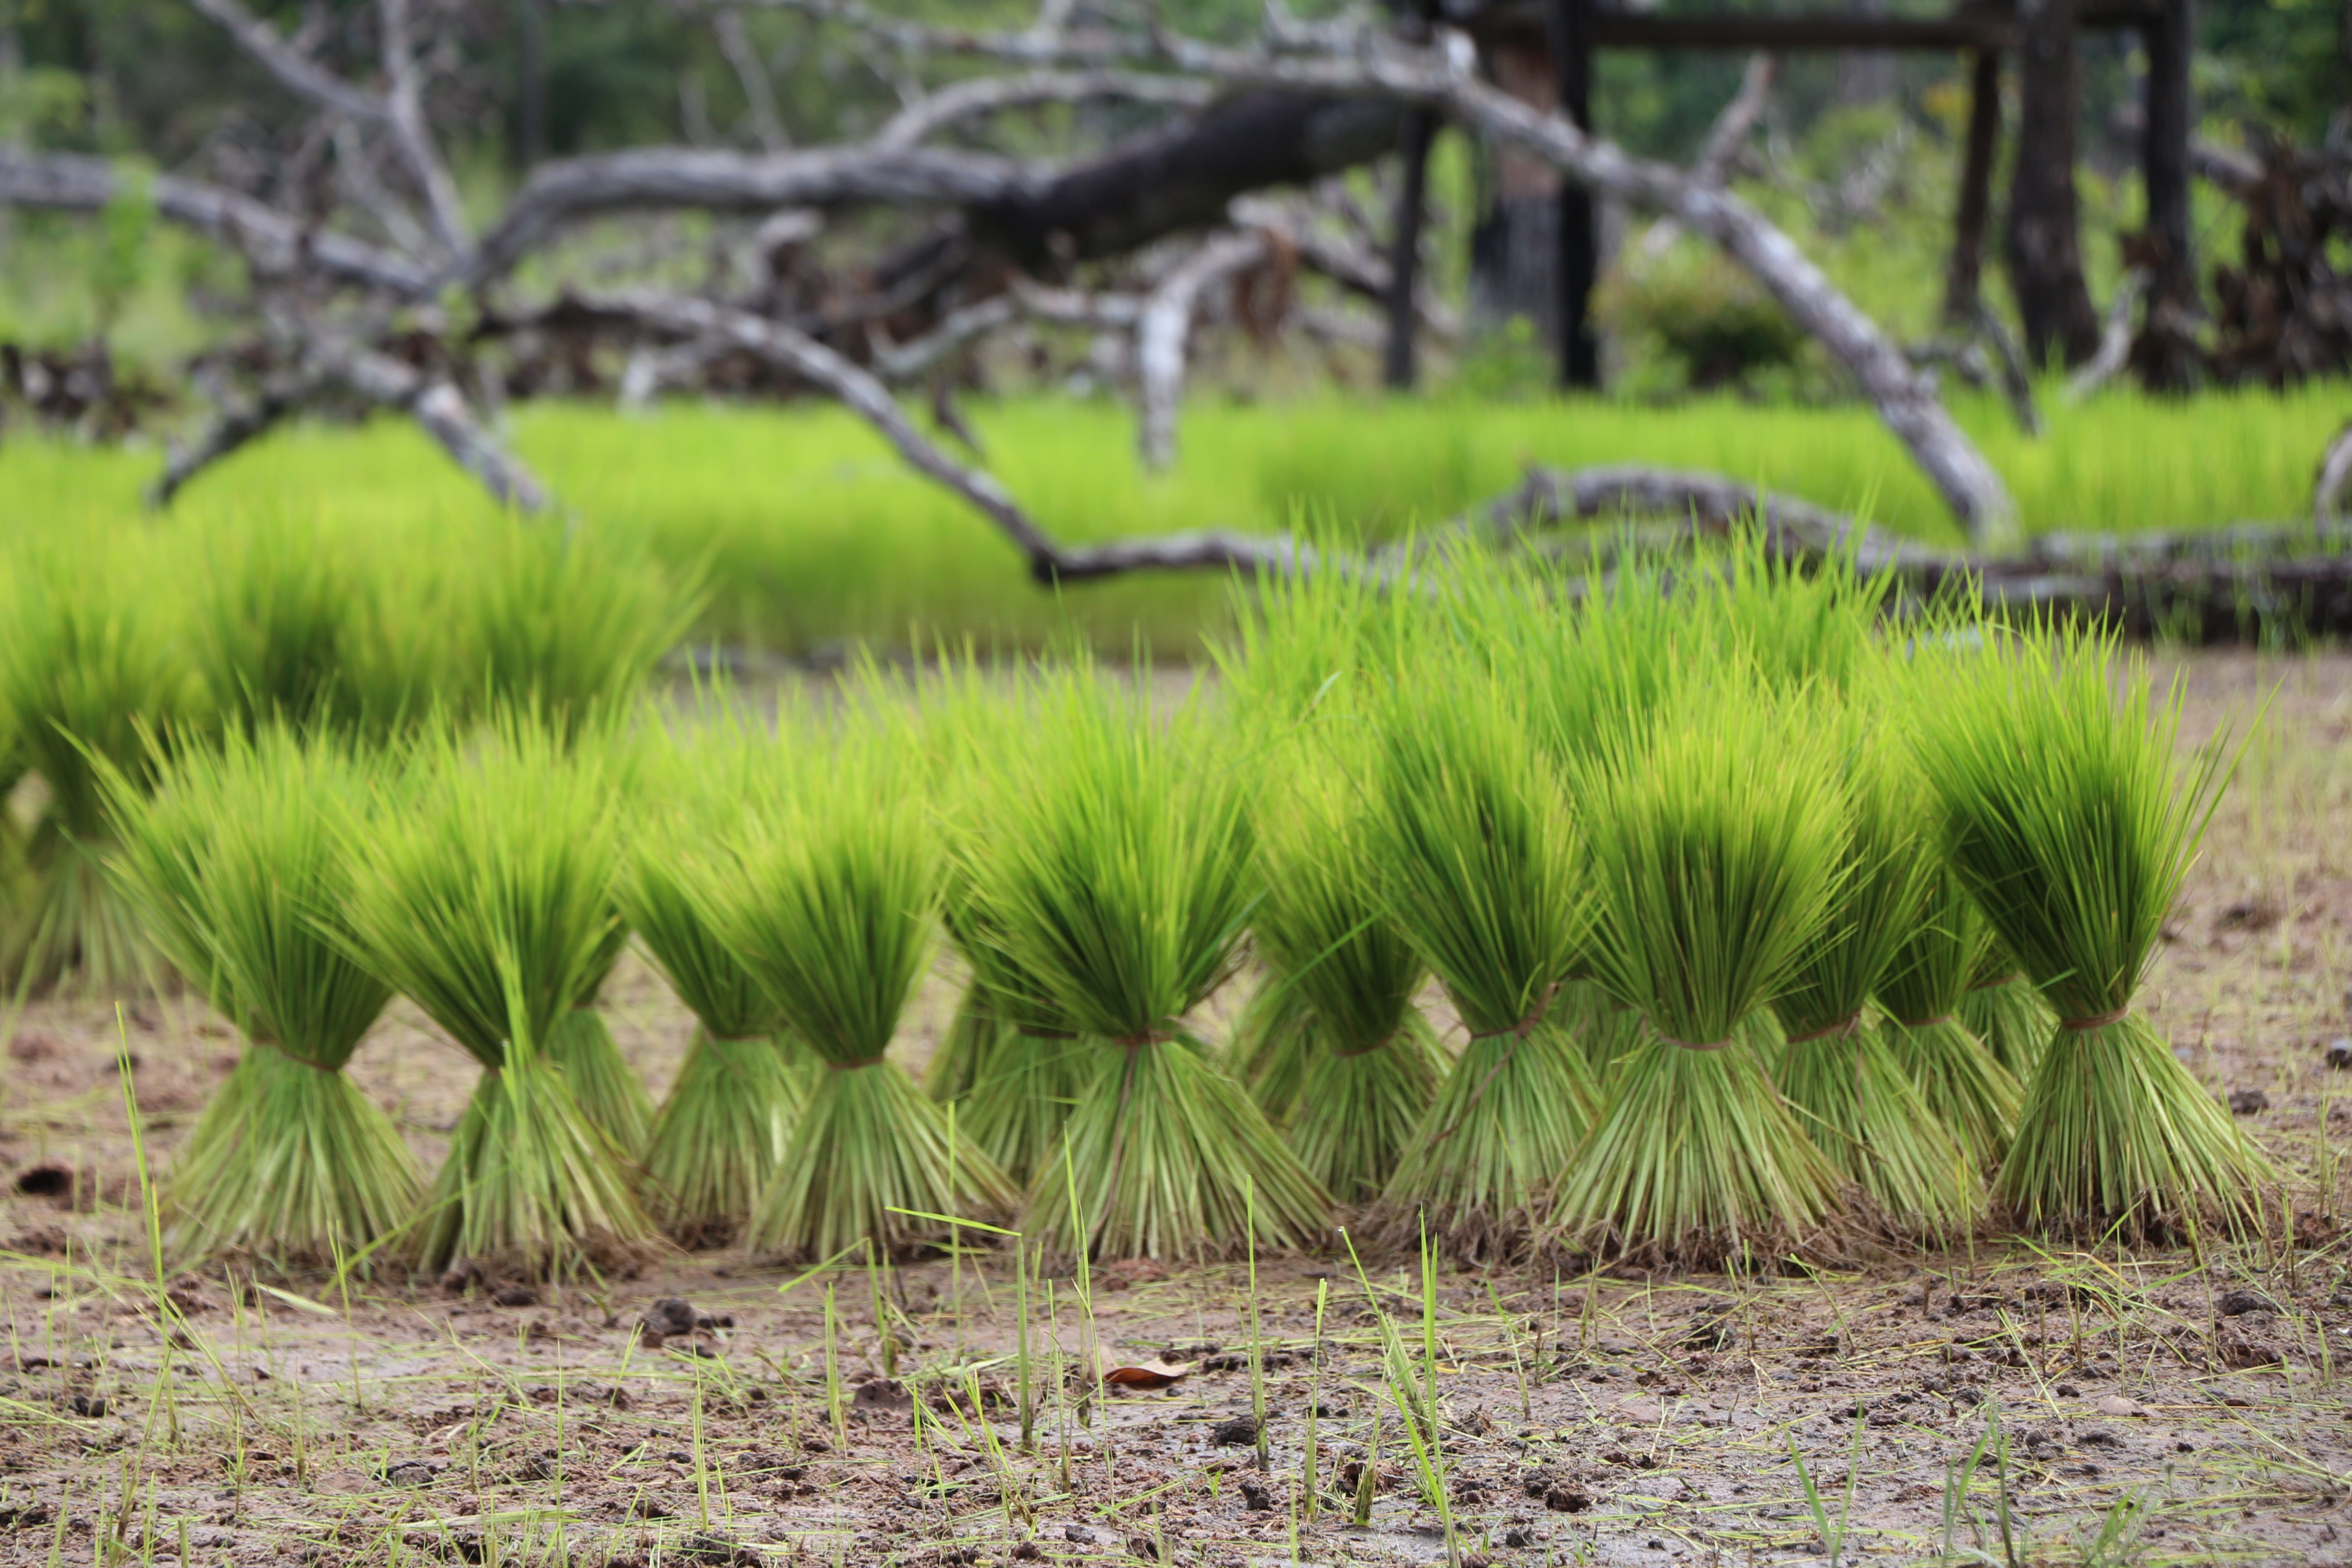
xmin=14 ymin=1165 xmax=69 ymax=1198
xmin=2229 ymin=1088 xmax=2270 ymax=1114
xmin=1210 ymin=1414 xmax=1260 ymax=1446
xmin=492 ymin=1284 xmax=539 ymax=1308
xmin=2327 ymin=1039 xmax=2352 ymax=1070
xmin=2217 ymin=1288 xmax=2272 ymax=1316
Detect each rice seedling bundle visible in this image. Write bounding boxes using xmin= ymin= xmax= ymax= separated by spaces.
xmin=108 ymin=729 xmax=419 ymax=1264
xmin=922 ymin=968 xmax=1006 ymax=1104
xmin=543 ymin=921 xmax=654 ymax=1157
xmin=1225 ymin=977 xmax=1318 ymax=1124
xmin=693 ymin=717 xmax=1015 ymax=1261
xmin=1959 ymin=939 xmax=2055 ymax=1081
xmin=342 ymin=716 xmax=654 ymax=1280
xmin=1877 ymin=862 xmax=2023 ymax=1168
xmin=1252 ymin=755 xmax=1448 ymax=1207
xmin=955 ymin=664 xmax=1328 ymax=1261
xmin=0 ymin=544 xmax=197 ymax=994
xmin=185 ymin=511 xmax=453 ymax=744
xmin=460 ymin=527 xmax=700 ymax=741
xmin=1769 ymin=709 xmax=1979 ymax=1238
xmin=1551 ymin=671 xmax=1847 ymax=1262
xmin=1360 ymin=655 xmax=1596 ymax=1257
xmin=1910 ymin=623 xmax=2273 ymax=1235
xmin=622 ymin=722 xmax=807 ymax=1247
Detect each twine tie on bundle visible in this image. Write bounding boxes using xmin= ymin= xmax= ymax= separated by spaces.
xmin=255 ymin=1037 xmax=339 ymax=1073
xmin=1432 ymin=986 xmax=1559 ymax=1145
xmin=1893 ymin=1014 xmax=1955 ymax=1029
xmin=825 ymin=1056 xmax=889 ymax=1071
xmin=1782 ymin=1013 xmax=1863 ymax=1046
xmin=2058 ymin=1007 xmax=2129 ymax=1031
xmin=1967 ymin=972 xmax=2023 ymax=992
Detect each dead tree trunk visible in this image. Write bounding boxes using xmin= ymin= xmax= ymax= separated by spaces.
xmin=1943 ymin=49 xmax=2001 ymax=327
xmin=2005 ymin=0 xmax=2102 ymax=368
xmin=2132 ymin=0 xmax=2201 ymax=390
xmin=1468 ymin=36 xmax=1564 ymax=352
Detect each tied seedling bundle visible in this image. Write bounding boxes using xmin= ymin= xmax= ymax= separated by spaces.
xmin=544 ymin=915 xmax=653 ymax=1157
xmin=0 ymin=545 xmax=194 ymax=994
xmin=695 ymin=716 xmax=1015 ymax=1261
xmin=1912 ymin=623 xmax=2273 ymax=1235
xmin=108 ymin=729 xmax=419 ymax=1264
xmin=1553 ymin=671 xmax=1846 ymax=1262
xmin=959 ymin=665 xmax=1328 ymax=1261
xmin=929 ymin=676 xmax=1097 ymax=1187
xmin=1877 ymin=863 xmax=2022 ymax=1168
xmin=1960 ymin=937 xmax=2054 ymax=1082
xmin=1252 ymin=752 xmax=1448 ymax=1206
xmin=923 ymin=970 xmax=1004 ymax=1105
xmin=623 ymin=719 xmax=807 ymax=1247
xmin=343 ymin=716 xmax=654 ymax=1281
xmin=1362 ymin=656 xmax=1594 ymax=1257
xmin=1769 ymin=708 xmax=1978 ymax=1238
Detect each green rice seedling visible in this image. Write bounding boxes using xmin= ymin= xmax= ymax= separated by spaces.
xmin=1910 ymin=621 xmax=2274 ymax=1235
xmin=457 ymin=525 xmax=699 ymax=743
xmin=926 ymin=673 xmax=1098 ymax=1187
xmin=1878 ymin=863 xmax=2024 ymax=1167
xmin=1770 ymin=707 xmax=1979 ymax=1238
xmin=1960 ymin=938 xmax=2056 ymax=1082
xmin=544 ymin=931 xmax=654 ymax=1157
xmin=922 ymin=972 xmax=1005 ymax=1103
xmin=623 ymin=719 xmax=807 ymax=1246
xmin=1253 ymin=750 xmax=1448 ymax=1207
xmin=341 ymin=715 xmax=655 ymax=1280
xmin=1361 ymin=651 xmax=1596 ymax=1258
xmin=1225 ymin=976 xmax=1318 ymax=1125
xmin=1696 ymin=533 xmax=1891 ymax=696
xmin=956 ymin=662 xmax=1329 ymax=1261
xmin=0 ymin=544 xmax=198 ymax=993
xmin=693 ymin=714 xmax=1016 ymax=1261
xmin=1552 ymin=669 xmax=1847 ymax=1263
xmin=106 ymin=728 xmax=420 ymax=1264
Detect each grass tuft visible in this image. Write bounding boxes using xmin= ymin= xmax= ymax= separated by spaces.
xmin=1910 ymin=620 xmax=2275 ymax=1235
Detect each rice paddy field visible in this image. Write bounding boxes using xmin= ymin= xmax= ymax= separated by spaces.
xmin=5 ymin=382 xmax=2346 ymax=658
xmin=0 ymin=482 xmax=2350 ymax=1568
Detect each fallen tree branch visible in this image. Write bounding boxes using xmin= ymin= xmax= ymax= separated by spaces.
xmin=150 ymin=362 xmax=337 ymax=509
xmin=2318 ymin=420 xmax=2352 ymax=526
xmin=1137 ymin=228 xmax=1275 ymax=468
xmin=1636 ymin=53 xmax=1775 ymax=262
xmin=876 ymin=69 xmax=1215 ymax=149
xmin=1137 ymin=28 xmax=2019 ymax=548
xmin=0 ymin=152 xmax=431 ymax=294
xmin=2063 ymin=268 xmax=2149 ymax=404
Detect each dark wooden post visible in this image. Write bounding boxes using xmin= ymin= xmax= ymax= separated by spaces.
xmin=1546 ymin=0 xmax=1602 ymax=389
xmin=2140 ymin=0 xmax=2194 ymax=297
xmin=2004 ymin=0 xmax=2102 ymax=367
xmin=1384 ymin=108 xmax=1438 ymax=390
xmin=1942 ymin=47 xmax=2001 ymax=327
xmin=519 ymin=0 xmax=549 ymax=167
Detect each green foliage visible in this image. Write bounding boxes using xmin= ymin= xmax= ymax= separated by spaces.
xmin=341 ymin=715 xmax=625 ymax=1072
xmin=104 ymin=726 xmax=418 ymax=1264
xmin=1596 ymin=246 xmax=1809 ymax=393
xmin=1910 ymin=619 xmax=2274 ymax=1230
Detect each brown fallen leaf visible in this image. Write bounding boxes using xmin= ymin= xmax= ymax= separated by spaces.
xmin=1100 ymin=1358 xmax=1195 ymax=1390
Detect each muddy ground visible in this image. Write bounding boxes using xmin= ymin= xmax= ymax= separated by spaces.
xmin=2 ymin=650 xmax=2350 ymax=1567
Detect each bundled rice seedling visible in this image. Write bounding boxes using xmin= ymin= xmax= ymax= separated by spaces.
xmin=544 ymin=927 xmax=654 ymax=1157
xmin=693 ymin=716 xmax=1015 ymax=1261
xmin=0 ymin=545 xmax=197 ymax=994
xmin=1252 ymin=756 xmax=1448 ymax=1206
xmin=1361 ymin=656 xmax=1596 ymax=1257
xmin=956 ymin=664 xmax=1328 ymax=1261
xmin=108 ymin=728 xmax=419 ymax=1264
xmin=1225 ymin=977 xmax=1318 ymax=1124
xmin=1960 ymin=941 xmax=2055 ymax=1081
xmin=1769 ymin=709 xmax=1979 ymax=1238
xmin=1910 ymin=623 xmax=2273 ymax=1235
xmin=1551 ymin=671 xmax=1847 ymax=1262
xmin=622 ymin=718 xmax=808 ymax=1246
xmin=342 ymin=716 xmax=654 ymax=1280
xmin=460 ymin=526 xmax=699 ymax=742
xmin=922 ymin=972 xmax=1005 ymax=1104
xmin=184 ymin=511 xmax=453 ymax=744
xmin=1877 ymin=863 xmax=2023 ymax=1167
